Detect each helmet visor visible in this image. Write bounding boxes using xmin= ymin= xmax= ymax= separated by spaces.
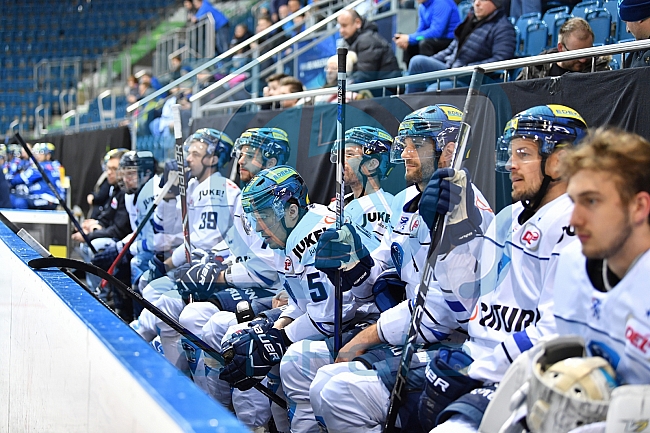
xmin=390 ymin=136 xmax=437 ymax=163
xmin=495 ymin=135 xmax=542 ymax=173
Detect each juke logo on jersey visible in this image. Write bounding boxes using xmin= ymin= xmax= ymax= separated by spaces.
xmin=361 ymin=211 xmax=390 ymax=227
xmin=292 ymin=227 xmax=328 ymax=261
xmin=478 ymin=303 xmax=541 ymax=333
xmin=198 ymin=189 xmax=225 ymax=200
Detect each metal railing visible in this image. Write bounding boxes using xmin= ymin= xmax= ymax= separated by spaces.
xmin=198 ymin=39 xmax=650 ymax=113
xmin=127 ymin=2 xmax=320 ymax=113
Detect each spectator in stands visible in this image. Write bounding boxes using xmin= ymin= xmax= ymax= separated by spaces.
xmin=405 ymin=0 xmax=516 ymax=93
xmin=271 ymin=0 xmax=289 ymax=22
xmin=192 ymin=0 xmax=230 ymax=55
xmin=337 ymin=10 xmax=402 ymax=90
xmin=184 ymin=0 xmax=196 ymax=23
xmin=261 ymin=72 xmax=289 ymax=110
xmin=230 ymin=23 xmax=253 ymax=54
xmin=516 ymin=18 xmax=610 ymax=80
xmin=393 ymin=0 xmax=460 ymax=67
xmin=283 ymin=0 xmax=305 ymax=37
xmin=277 ymin=76 xmax=305 ymax=108
xmin=169 ymin=56 xmax=183 ymax=82
xmin=618 ymin=0 xmax=650 ymax=67
xmin=125 ymin=75 xmax=139 ymax=104
xmin=314 ymin=52 xmax=371 ymax=104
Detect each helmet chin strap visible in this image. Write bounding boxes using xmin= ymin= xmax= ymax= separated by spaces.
xmin=518 ymin=155 xmax=561 ymax=225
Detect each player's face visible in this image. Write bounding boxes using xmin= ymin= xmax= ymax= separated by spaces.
xmin=251 ymin=207 xmax=288 ymax=249
xmin=568 ymin=169 xmax=634 ymax=260
xmin=507 ymin=137 xmax=543 ymax=202
xmin=343 ymin=144 xmax=364 ymax=186
xmin=401 ymin=136 xmax=435 ymax=185
xmin=121 ymin=167 xmax=139 ymax=191
xmin=34 ymin=152 xmax=47 ymax=163
xmin=185 ymin=141 xmax=209 ymax=178
xmin=238 ymin=145 xmax=266 ymax=183
xmin=106 ymin=157 xmax=120 ymax=185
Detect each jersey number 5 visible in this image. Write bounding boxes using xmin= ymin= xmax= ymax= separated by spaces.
xmin=307 ymin=272 xmax=327 ymax=302
xmin=199 ymin=211 xmax=218 ymax=229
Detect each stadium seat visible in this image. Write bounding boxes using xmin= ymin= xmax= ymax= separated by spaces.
xmin=515 ymin=13 xmax=543 ymax=56
xmin=602 ymin=0 xmax=619 ymax=42
xmin=518 ymin=20 xmax=549 ymax=57
xmin=571 ymin=1 xmax=599 ymax=19
xmin=457 ymin=0 xmax=473 ymax=21
xmin=542 ymin=7 xmax=572 ymax=48
xmin=586 ymin=8 xmax=612 ymax=44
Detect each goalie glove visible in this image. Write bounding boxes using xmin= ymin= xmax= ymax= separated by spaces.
xmin=176 ymin=260 xmax=229 ymax=302
xmin=314 ymin=222 xmax=374 ymax=291
xmin=219 ymin=322 xmax=291 ymax=391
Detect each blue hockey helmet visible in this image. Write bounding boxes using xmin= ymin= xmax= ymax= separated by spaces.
xmin=496 ymin=104 xmax=587 ymax=173
xmin=331 ymin=126 xmax=395 ymax=180
xmin=233 ymin=127 xmax=291 ymax=166
xmin=242 ymin=165 xmax=310 ymax=221
xmin=184 ymin=128 xmax=234 ymax=170
xmin=118 ymin=150 xmax=156 ymax=193
xmin=391 ymin=104 xmax=463 ymax=163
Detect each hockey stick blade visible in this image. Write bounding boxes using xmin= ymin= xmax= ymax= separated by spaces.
xmin=384 ymin=67 xmax=485 ymax=432
xmin=28 ymin=256 xmax=286 ymax=409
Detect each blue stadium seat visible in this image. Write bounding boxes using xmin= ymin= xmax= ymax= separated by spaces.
xmin=572 ymin=1 xmax=600 ymax=19
xmin=523 ymin=20 xmax=549 ymax=56
xmin=602 ymin=0 xmax=620 ymax=42
xmin=515 ymin=13 xmax=543 ymax=56
xmin=457 ymin=0 xmax=472 ymax=21
xmin=542 ymin=7 xmax=572 ymax=48
xmin=586 ymin=8 xmax=612 ymax=44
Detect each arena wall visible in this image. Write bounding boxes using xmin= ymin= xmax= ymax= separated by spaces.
xmin=0 ymin=221 xmax=248 ymax=433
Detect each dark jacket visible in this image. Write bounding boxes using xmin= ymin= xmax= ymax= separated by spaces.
xmin=625 ymin=48 xmax=650 ymax=68
xmin=89 ymin=188 xmax=131 ymax=241
xmin=433 ymin=9 xmax=516 ymax=69
xmin=516 ymin=47 xmax=612 ymax=80
xmin=345 ymin=20 xmax=402 ymax=83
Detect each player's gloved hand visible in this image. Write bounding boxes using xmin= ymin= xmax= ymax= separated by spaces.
xmin=147 ymin=255 xmax=167 ymax=282
xmin=176 ymin=260 xmax=229 ymax=302
xmin=91 ymin=243 xmax=126 ymax=270
xmin=190 ymin=248 xmax=223 ymax=265
xmin=372 ymin=268 xmax=407 ymax=312
xmin=417 ymin=348 xmax=483 ymax=431
xmin=314 ymin=222 xmax=374 ymax=291
xmin=219 ymin=322 xmax=290 ymax=391
xmin=159 ymin=160 xmax=180 ymax=198
xmin=443 ymin=168 xmax=483 ymax=248
xmin=420 ymin=167 xmax=467 ymax=230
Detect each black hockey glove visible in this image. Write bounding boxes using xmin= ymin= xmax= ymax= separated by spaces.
xmin=176 ymin=260 xmax=230 ymax=302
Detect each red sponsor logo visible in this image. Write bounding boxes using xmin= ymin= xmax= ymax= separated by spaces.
xmin=285 ymin=258 xmax=292 ymax=271
xmin=410 ymin=217 xmax=420 ymax=232
xmin=324 ymin=215 xmax=336 ymax=225
xmin=522 ymin=230 xmax=539 ymax=245
xmin=626 ymin=325 xmax=650 ymax=354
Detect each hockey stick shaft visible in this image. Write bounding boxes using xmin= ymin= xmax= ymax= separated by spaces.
xmin=28 ymin=256 xmax=286 ymax=408
xmin=384 ymin=67 xmax=485 ymax=432
xmin=172 ymin=104 xmax=192 ymax=266
xmin=99 ymin=171 xmax=180 ymax=288
xmin=333 ymin=47 xmax=347 ymax=354
xmin=14 ymin=133 xmax=97 ymax=254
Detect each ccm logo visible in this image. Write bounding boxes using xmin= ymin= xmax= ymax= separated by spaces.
xmin=626 ymin=325 xmax=650 ymax=354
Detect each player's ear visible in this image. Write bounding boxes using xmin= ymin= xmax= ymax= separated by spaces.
xmin=264 ymin=157 xmax=278 ymax=169
xmin=285 ymin=203 xmax=300 ymax=227
xmin=546 ymin=149 xmax=567 ymax=179
xmin=631 ymin=190 xmax=650 ymax=226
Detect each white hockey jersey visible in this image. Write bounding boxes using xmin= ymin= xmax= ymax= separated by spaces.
xmin=124 ymin=175 xmax=158 ymax=255
xmin=377 ymin=194 xmax=575 ymax=383
xmin=279 ymin=204 xmax=359 ymax=343
xmin=170 ymin=172 xmax=240 ymax=267
xmin=554 ymin=241 xmax=650 ymax=384
xmin=343 ymin=189 xmax=394 ymax=246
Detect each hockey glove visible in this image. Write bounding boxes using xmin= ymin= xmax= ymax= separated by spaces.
xmin=314 ymin=223 xmax=374 ymax=291
xmin=442 ymin=168 xmax=483 ymax=248
xmin=147 ymin=255 xmax=167 ymax=282
xmin=371 ymin=269 xmax=407 ymax=312
xmin=417 ymin=348 xmax=483 ymax=431
xmin=176 ymin=260 xmax=229 ymax=302
xmin=219 ymin=322 xmax=290 ymax=391
xmin=91 ymin=243 xmax=126 ymax=270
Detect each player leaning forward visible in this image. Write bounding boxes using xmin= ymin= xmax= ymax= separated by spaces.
xmin=278 ymin=104 xmax=494 ymax=433
xmin=310 ymin=105 xmax=588 ymax=433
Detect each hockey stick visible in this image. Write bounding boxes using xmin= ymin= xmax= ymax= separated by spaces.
xmin=0 ymin=211 xmax=117 ymax=316
xmin=172 ymin=104 xmax=192 ymax=267
xmin=28 ymin=256 xmax=287 ymax=409
xmin=14 ymin=133 xmax=97 ymax=254
xmin=333 ymin=47 xmax=347 ymax=354
xmin=384 ymin=67 xmax=485 ymax=432
xmin=98 ymin=171 xmax=180 ymax=289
